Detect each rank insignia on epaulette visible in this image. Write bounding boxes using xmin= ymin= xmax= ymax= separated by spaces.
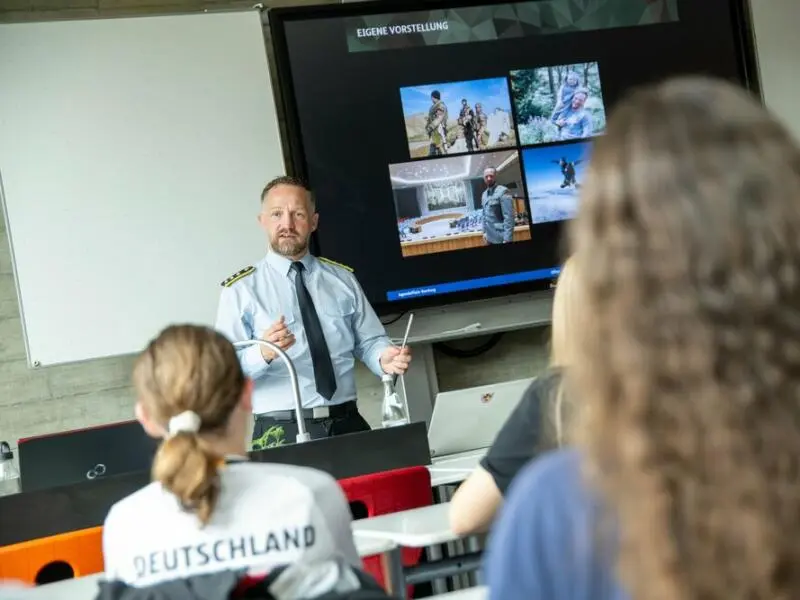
xmin=318 ymin=256 xmax=354 ymax=272
xmin=221 ymin=266 xmax=255 ymax=287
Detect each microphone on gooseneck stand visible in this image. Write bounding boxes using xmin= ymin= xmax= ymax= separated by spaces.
xmin=232 ymin=339 xmax=311 ymax=444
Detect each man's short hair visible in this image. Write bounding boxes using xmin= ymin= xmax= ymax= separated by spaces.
xmin=431 ymin=90 xmax=441 ymax=100
xmin=484 ymin=166 xmax=497 ymax=174
xmin=260 ymin=175 xmax=315 ymax=211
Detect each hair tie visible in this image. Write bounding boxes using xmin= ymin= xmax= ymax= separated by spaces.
xmin=168 ymin=411 xmax=202 ymax=436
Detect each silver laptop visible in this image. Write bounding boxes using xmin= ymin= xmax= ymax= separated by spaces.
xmin=427 ymin=377 xmax=533 ymax=458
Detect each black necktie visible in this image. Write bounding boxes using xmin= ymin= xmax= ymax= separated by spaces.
xmin=291 ymin=261 xmax=337 ymax=400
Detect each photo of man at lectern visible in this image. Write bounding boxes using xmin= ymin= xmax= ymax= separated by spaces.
xmin=215 ymin=176 xmax=412 ymax=448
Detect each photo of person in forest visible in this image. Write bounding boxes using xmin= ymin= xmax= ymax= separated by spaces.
xmin=510 ymin=62 xmax=608 ymax=146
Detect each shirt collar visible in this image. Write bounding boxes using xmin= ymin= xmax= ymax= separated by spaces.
xmin=265 ymin=250 xmax=315 ymax=277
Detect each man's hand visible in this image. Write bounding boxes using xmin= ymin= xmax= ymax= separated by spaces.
xmin=380 ymin=346 xmax=412 ymax=375
xmin=260 ymin=316 xmax=295 ymax=362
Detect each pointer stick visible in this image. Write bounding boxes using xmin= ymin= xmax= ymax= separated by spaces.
xmin=400 ymin=312 xmax=414 ymax=351
xmin=393 ymin=313 xmax=414 ymax=388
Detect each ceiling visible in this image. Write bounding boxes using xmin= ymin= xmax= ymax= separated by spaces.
xmin=390 ymin=150 xmax=518 ymax=186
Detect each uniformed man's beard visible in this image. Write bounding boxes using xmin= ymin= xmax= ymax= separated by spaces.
xmin=271 ymin=235 xmax=308 ymax=258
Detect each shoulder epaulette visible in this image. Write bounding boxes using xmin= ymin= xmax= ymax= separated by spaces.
xmin=318 ymin=256 xmax=354 ymax=272
xmin=221 ymin=266 xmax=255 ymax=288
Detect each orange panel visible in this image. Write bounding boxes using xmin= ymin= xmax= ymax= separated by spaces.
xmin=0 ymin=526 xmax=104 ymax=585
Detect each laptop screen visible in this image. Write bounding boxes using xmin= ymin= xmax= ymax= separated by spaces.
xmin=18 ymin=420 xmax=158 ymax=493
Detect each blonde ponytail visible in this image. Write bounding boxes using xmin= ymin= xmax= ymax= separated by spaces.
xmin=152 ymin=432 xmax=221 ymax=525
xmin=132 ymin=325 xmax=246 ymax=525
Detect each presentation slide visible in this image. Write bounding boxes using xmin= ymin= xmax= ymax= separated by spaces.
xmin=273 ymin=0 xmax=756 ymax=312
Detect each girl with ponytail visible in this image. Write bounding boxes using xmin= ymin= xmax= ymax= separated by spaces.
xmin=102 ymin=325 xmax=359 ymax=588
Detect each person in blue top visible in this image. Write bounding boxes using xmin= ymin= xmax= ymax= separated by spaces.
xmin=485 ymin=449 xmax=625 ymax=600
xmin=484 ymin=76 xmax=800 ymax=600
xmin=215 ymin=176 xmax=411 ymax=447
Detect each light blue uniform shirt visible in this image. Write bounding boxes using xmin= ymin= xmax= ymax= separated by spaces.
xmin=215 ymin=251 xmax=392 ymax=413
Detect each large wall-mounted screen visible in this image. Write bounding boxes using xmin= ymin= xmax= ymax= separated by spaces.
xmin=269 ymin=0 xmax=759 ymax=314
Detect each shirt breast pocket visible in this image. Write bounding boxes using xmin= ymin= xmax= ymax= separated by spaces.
xmin=321 ymin=298 xmax=355 ymax=320
xmin=320 ymin=298 xmax=356 ymax=345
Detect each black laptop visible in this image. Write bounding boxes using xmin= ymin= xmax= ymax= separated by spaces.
xmin=18 ymin=420 xmax=159 ymax=492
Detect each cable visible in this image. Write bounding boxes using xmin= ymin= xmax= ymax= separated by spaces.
xmin=381 ymin=311 xmax=408 ymax=326
xmin=434 ymin=332 xmax=504 ymax=359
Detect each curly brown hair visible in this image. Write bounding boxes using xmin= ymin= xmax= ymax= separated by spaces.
xmin=571 ymin=76 xmax=800 ymax=600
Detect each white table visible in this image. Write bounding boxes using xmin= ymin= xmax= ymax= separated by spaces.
xmin=353 ymin=502 xmax=457 ymax=548
xmin=354 ymin=534 xmax=397 ymax=558
xmin=431 ymin=586 xmax=487 ymax=599
xmin=352 ymin=502 xmax=482 ymax=599
xmin=428 ymin=449 xmax=486 ymax=487
xmin=430 ymin=449 xmax=487 ymax=467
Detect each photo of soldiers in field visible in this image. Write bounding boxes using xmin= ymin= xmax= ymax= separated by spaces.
xmin=399 ymin=77 xmax=518 ymax=159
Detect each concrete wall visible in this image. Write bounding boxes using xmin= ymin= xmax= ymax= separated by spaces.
xmin=0 ymin=0 xmax=548 ymax=464
xmin=748 ymin=0 xmax=800 ymax=142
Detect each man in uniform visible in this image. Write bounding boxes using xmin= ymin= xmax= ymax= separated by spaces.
xmin=458 ymin=98 xmax=476 ymax=152
xmin=215 ymin=176 xmax=412 ymax=447
xmin=474 ymin=103 xmax=488 ymax=150
xmin=426 ymin=90 xmax=448 ymax=156
xmin=481 ymin=167 xmax=515 ymax=245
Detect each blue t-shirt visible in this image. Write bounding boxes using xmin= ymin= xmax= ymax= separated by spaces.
xmin=483 ymin=448 xmax=629 ymax=600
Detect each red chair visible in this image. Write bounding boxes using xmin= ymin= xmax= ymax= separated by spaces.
xmin=339 ymin=465 xmax=433 ymax=598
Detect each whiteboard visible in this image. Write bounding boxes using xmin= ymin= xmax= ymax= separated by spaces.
xmin=0 ymin=11 xmax=284 ymax=366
